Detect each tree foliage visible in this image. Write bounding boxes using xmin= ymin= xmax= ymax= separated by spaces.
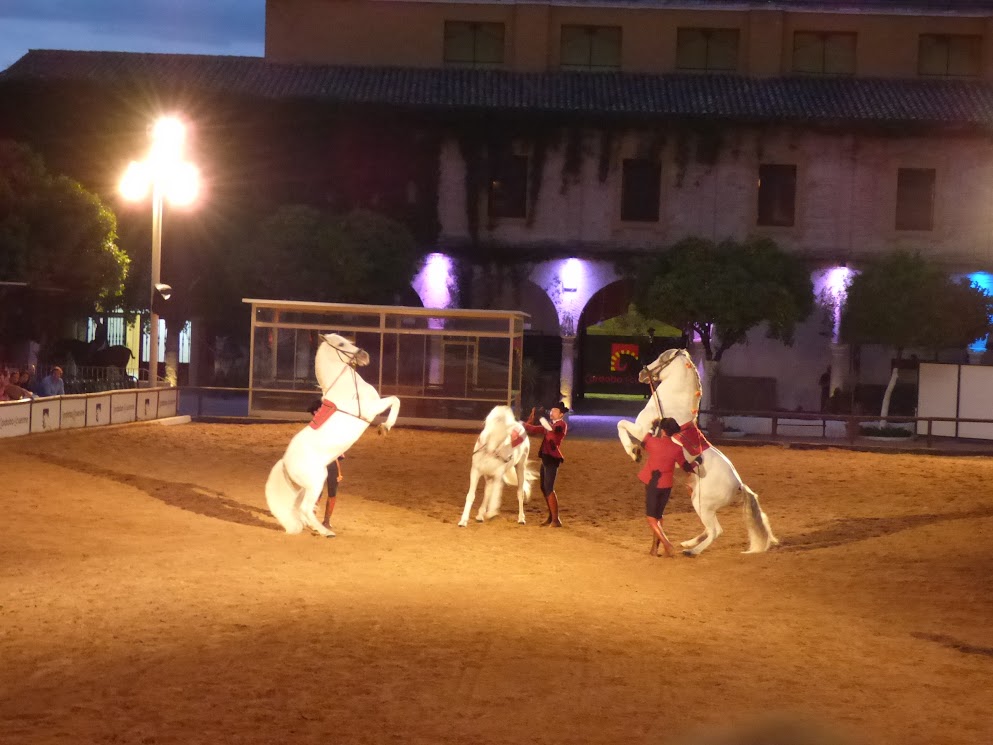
xmin=0 ymin=140 xmax=128 ymax=339
xmin=634 ymin=236 xmax=814 ymax=361
xmin=840 ymin=251 xmax=992 ymax=355
xmin=239 ymin=206 xmax=423 ymax=304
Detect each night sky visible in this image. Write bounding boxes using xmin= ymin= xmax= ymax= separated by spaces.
xmin=0 ymin=0 xmax=266 ymax=72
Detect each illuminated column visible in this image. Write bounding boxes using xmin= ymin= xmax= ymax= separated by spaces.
xmin=829 ymin=342 xmax=850 ymax=396
xmin=559 ymin=315 xmax=577 ymax=409
xmin=530 ymin=257 xmax=621 ymax=410
xmin=412 ymin=253 xmax=458 ymax=387
xmin=814 ymin=265 xmax=855 ymax=401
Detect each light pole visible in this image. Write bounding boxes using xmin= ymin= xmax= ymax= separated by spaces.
xmin=120 ymin=116 xmax=199 ymax=386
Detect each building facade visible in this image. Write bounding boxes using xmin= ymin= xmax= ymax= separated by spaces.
xmin=5 ymin=0 xmax=993 ymax=410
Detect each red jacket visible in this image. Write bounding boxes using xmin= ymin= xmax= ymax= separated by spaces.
xmin=638 ymin=434 xmax=687 ymax=487
xmin=524 ymin=417 xmax=567 ymax=461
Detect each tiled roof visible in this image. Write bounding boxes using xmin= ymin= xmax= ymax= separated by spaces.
xmin=532 ymin=0 xmax=993 ymax=12
xmin=6 ymin=49 xmax=993 ymax=127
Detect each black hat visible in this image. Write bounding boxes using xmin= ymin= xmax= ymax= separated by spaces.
xmin=549 ymin=401 xmax=570 ymax=414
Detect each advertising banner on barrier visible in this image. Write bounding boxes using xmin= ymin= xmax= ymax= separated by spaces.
xmin=87 ymin=395 xmax=110 ymax=427
xmin=136 ymin=390 xmax=159 ymax=421
xmin=157 ymin=388 xmax=178 ymax=418
xmin=0 ymin=400 xmax=31 ymax=438
xmin=32 ymin=398 xmax=61 ymax=433
xmin=60 ymin=397 xmax=88 ymax=430
xmin=111 ymin=391 xmax=137 ymax=424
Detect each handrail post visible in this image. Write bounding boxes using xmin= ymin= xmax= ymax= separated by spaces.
xmin=771 ymin=415 xmax=778 ymax=437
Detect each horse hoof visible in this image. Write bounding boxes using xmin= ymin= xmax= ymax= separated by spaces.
xmin=324 ymin=530 xmax=336 ymax=538
xmin=475 ymin=517 xmax=484 ymax=523
xmin=682 ymin=549 xmax=696 ymax=558
xmin=457 ymin=521 xmax=467 ymax=528
xmin=518 ymin=519 xmax=526 ymax=525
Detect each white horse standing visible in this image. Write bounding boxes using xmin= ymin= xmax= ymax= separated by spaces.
xmin=265 ymin=333 xmax=400 ymax=536
xmin=617 ymin=348 xmax=778 ymax=556
xmin=458 ymin=405 xmax=535 ymax=527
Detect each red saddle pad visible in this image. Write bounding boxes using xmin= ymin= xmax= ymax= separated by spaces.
xmin=309 ymin=400 xmax=338 ymax=430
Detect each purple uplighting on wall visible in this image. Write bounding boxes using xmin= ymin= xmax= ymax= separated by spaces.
xmin=560 ymin=257 xmax=583 ymax=292
xmin=413 ymin=252 xmax=455 ymax=310
xmin=815 ymin=265 xmax=854 ymax=343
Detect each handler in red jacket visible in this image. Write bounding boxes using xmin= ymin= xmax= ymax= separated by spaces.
xmin=523 ymin=401 xmax=568 ymax=527
xmin=639 ymin=417 xmax=697 ymax=556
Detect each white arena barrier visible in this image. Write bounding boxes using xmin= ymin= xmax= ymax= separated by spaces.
xmin=0 ymin=386 xmax=179 ymax=438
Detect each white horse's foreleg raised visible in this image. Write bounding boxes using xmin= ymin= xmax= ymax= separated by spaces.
xmin=616 ymin=421 xmax=644 ymax=461
xmin=372 ymin=395 xmax=401 ymax=433
xmin=458 ymin=467 xmax=481 ymax=527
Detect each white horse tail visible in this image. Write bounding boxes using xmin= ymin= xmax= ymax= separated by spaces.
xmin=740 ymin=484 xmax=779 ymax=553
xmin=522 ymin=463 xmax=539 ymax=502
xmin=503 ymin=468 xmax=519 ymax=487
xmin=265 ymin=458 xmax=304 ymax=534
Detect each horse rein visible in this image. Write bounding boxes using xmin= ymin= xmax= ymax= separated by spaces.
xmin=319 ymin=339 xmax=370 ymax=424
xmin=472 ymin=424 xmax=518 ymax=463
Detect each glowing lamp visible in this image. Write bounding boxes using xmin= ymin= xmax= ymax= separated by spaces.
xmin=119 ymin=115 xmax=201 ymax=386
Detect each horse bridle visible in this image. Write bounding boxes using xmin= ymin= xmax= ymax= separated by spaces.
xmin=643 ymin=351 xmax=683 ymax=417
xmin=472 ymin=420 xmax=520 ymax=463
xmin=643 ymin=350 xmax=683 ymax=385
xmin=320 ymin=337 xmax=369 ymax=423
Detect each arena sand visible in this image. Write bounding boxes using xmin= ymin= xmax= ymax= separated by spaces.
xmin=2 ymin=422 xmax=992 ymax=745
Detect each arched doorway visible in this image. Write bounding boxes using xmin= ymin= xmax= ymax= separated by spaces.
xmin=575 ymin=279 xmax=683 ymax=402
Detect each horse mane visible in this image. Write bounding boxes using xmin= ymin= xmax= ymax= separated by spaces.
xmin=676 ymin=349 xmax=702 ymax=396
xmin=481 ymin=405 xmax=515 ymax=444
xmin=315 ymin=342 xmax=342 ymax=394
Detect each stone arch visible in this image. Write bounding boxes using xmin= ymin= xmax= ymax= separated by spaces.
xmin=525 ymin=258 xmax=626 ymax=409
xmin=575 ymin=279 xmax=637 ymax=402
xmin=578 ymin=278 xmax=636 ymax=329
xmin=490 ymin=279 xmax=559 ymax=334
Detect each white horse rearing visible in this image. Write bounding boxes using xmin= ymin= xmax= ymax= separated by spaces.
xmin=617 ymin=348 xmax=778 ymax=556
xmin=458 ymin=405 xmax=534 ymax=527
xmin=265 ymin=333 xmax=400 ymax=536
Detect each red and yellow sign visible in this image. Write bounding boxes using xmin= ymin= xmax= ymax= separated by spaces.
xmin=610 ymin=343 xmax=640 ymax=372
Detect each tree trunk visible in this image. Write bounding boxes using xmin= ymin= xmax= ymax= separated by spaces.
xmin=701 ymin=356 xmax=719 ymax=429
xmin=878 ymin=366 xmax=899 ymax=427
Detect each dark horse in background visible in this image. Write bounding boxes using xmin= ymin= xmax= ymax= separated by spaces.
xmin=44 ymin=338 xmax=134 ymax=376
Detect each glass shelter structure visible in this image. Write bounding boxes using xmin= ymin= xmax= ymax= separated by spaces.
xmin=244 ymin=299 xmax=528 ymax=426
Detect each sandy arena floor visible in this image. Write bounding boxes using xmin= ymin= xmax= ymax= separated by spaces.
xmin=2 ymin=421 xmax=993 ymax=745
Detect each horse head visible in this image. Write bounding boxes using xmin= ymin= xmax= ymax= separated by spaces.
xmin=479 ymin=405 xmax=517 ymax=461
xmin=639 ymin=348 xmax=689 ymax=385
xmin=315 ymin=333 xmax=371 ymax=397
xmin=320 ymin=333 xmax=370 ymax=367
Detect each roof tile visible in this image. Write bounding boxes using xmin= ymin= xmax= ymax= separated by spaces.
xmin=6 ymin=49 xmax=993 ymax=126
